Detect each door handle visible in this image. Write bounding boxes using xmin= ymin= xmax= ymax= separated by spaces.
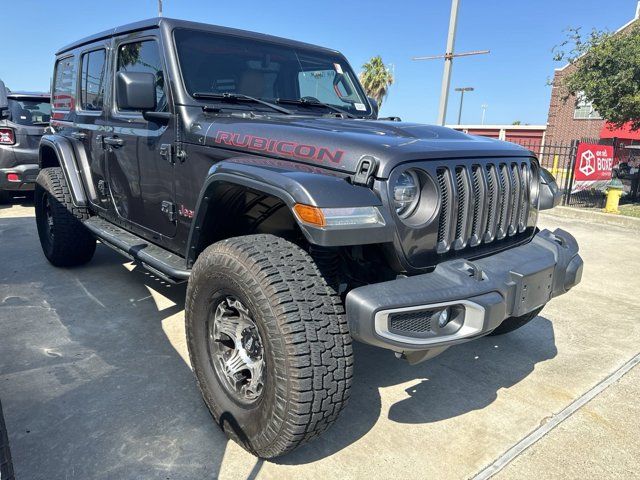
xmin=70 ymin=132 xmax=87 ymax=140
xmin=103 ymin=136 xmax=125 ymax=148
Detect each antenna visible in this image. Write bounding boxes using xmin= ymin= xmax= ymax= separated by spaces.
xmin=158 ymin=0 xmax=163 ymax=17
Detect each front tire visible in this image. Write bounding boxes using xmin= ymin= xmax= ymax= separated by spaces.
xmin=186 ymin=234 xmax=353 ymax=458
xmin=0 ymin=399 xmax=15 ymax=480
xmin=35 ymin=167 xmax=96 ymax=267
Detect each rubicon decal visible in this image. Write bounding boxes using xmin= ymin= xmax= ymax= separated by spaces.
xmin=214 ymin=131 xmax=344 ymax=164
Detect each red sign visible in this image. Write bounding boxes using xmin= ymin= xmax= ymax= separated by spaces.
xmin=574 ymin=143 xmax=614 ymax=181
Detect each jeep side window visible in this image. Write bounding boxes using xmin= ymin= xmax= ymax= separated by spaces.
xmin=80 ymin=49 xmax=106 ymax=112
xmin=52 ymin=56 xmax=76 ymax=113
xmin=116 ymin=40 xmax=167 ymax=112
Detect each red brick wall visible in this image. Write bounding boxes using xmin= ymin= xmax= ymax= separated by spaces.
xmin=545 ymin=65 xmax=605 ymax=146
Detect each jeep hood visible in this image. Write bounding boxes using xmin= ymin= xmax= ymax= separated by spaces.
xmin=197 ymin=114 xmax=531 ymax=178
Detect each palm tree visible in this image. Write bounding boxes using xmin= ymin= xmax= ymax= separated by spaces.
xmin=359 ymin=56 xmax=394 ymax=109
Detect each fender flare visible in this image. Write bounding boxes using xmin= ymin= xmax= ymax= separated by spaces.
xmin=185 ymin=158 xmax=395 ymax=265
xmin=39 ymin=135 xmax=88 ymax=207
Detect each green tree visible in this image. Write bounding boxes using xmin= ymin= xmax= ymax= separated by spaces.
xmin=359 ymin=56 xmax=394 ymax=109
xmin=553 ymin=26 xmax=640 ymax=130
xmin=512 ymin=120 xmax=521 ymax=125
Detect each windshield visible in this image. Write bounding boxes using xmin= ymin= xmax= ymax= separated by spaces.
xmin=174 ymin=28 xmax=371 ymax=117
xmin=8 ymin=98 xmax=51 ymax=126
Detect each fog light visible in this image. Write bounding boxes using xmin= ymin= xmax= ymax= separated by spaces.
xmin=6 ymin=173 xmax=20 ymax=182
xmin=436 ymin=307 xmax=452 ymax=328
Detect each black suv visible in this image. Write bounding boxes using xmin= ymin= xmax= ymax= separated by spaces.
xmin=0 ymin=81 xmax=50 ymax=202
xmin=35 ymin=18 xmax=583 ymax=458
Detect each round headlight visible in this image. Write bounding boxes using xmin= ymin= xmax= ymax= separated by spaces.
xmin=393 ymin=170 xmax=420 ymax=218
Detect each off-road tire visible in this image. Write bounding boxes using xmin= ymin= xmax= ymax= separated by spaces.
xmin=0 ymin=399 xmax=15 ymax=480
xmin=186 ymin=234 xmax=353 ymax=458
xmin=489 ymin=306 xmax=544 ymax=336
xmin=35 ymin=167 xmax=96 ymax=267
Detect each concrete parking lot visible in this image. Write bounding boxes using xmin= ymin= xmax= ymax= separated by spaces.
xmin=1 ymin=199 xmax=639 ymax=480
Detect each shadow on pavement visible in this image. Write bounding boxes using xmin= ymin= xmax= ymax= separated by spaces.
xmin=0 ymin=193 xmax=33 ymax=210
xmin=277 ymin=315 xmax=557 ymax=464
xmin=0 ymin=215 xmax=558 ymax=477
xmin=0 ymin=217 xmax=227 ymax=479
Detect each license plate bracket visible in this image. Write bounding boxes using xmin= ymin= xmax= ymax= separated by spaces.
xmin=509 ymin=266 xmax=554 ymax=317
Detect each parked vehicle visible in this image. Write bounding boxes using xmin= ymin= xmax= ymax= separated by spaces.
xmin=35 ymin=18 xmax=583 ymax=458
xmin=0 ymin=80 xmax=50 ymax=203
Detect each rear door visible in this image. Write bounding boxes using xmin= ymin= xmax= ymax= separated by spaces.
xmin=75 ymin=43 xmax=111 ymax=209
xmin=105 ymin=31 xmax=176 ymax=238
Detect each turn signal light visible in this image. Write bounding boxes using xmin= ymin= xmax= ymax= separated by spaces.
xmin=0 ymin=128 xmax=15 ymax=145
xmin=293 ymin=204 xmax=325 ymax=227
xmin=293 ymin=204 xmax=385 ymax=228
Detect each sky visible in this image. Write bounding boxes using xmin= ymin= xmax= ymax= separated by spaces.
xmin=1 ymin=0 xmax=637 ymax=125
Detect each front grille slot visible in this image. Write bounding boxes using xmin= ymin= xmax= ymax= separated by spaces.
xmin=388 ymin=310 xmax=434 ymax=337
xmin=435 ymin=160 xmax=533 ymax=254
xmin=436 ymin=168 xmax=452 ymax=253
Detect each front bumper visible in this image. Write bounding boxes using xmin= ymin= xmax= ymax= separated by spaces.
xmin=346 ymin=228 xmax=583 ymax=355
xmin=0 ymin=164 xmax=39 ymax=191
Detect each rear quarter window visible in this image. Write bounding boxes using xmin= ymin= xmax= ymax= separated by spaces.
xmin=53 ymin=56 xmax=77 ymax=113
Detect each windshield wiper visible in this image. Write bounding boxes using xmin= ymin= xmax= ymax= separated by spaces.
xmin=276 ymin=97 xmax=356 ymax=119
xmin=192 ymin=92 xmax=293 ymax=115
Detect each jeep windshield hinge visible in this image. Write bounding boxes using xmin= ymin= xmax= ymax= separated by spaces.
xmin=159 ymin=143 xmax=187 ymax=165
xmin=353 ymin=156 xmax=378 ymax=186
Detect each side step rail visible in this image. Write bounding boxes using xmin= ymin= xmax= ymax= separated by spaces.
xmin=84 ymin=216 xmax=190 ymax=284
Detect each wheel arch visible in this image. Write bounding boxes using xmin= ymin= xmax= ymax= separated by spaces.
xmin=185 ymin=159 xmax=394 ymax=267
xmin=39 ymin=135 xmax=88 ymax=206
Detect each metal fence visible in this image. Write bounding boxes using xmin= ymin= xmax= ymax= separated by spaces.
xmin=508 ymin=138 xmax=608 ymax=208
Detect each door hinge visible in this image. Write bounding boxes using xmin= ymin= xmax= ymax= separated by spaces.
xmin=160 ymin=143 xmax=187 ymax=164
xmin=353 ymin=156 xmax=378 ymax=186
xmin=161 ymin=201 xmax=177 ymax=222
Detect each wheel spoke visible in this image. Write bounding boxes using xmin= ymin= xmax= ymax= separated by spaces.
xmin=209 ymin=295 xmax=265 ymax=404
xmin=224 ymin=349 xmax=247 ymax=377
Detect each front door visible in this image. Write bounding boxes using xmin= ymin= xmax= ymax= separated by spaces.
xmin=105 ymin=32 xmax=176 ymax=238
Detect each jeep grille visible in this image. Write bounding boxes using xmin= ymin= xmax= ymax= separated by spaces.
xmin=435 ymin=161 xmax=534 ymax=253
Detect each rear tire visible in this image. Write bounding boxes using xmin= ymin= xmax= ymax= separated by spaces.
xmin=489 ymin=306 xmax=544 ymax=336
xmin=35 ymin=167 xmax=96 ymax=267
xmin=186 ymin=234 xmax=353 ymax=458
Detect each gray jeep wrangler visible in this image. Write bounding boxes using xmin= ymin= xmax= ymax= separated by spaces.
xmin=0 ymin=80 xmax=50 ymax=203
xmin=35 ymin=18 xmax=583 ymax=458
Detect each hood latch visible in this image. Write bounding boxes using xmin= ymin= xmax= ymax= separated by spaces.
xmin=353 ymin=156 xmax=378 ymax=187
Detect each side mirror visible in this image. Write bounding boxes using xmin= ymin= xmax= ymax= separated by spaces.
xmin=116 ymin=71 xmax=156 ymax=112
xmin=538 ymin=168 xmax=562 ymax=210
xmin=0 ymin=80 xmax=9 ymax=119
xmin=367 ymin=96 xmax=379 ymax=118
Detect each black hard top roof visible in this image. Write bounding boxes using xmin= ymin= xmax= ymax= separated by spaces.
xmin=56 ymin=17 xmax=339 ymax=56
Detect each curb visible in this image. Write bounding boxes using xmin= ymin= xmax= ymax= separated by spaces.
xmin=540 ymin=205 xmax=640 ymax=231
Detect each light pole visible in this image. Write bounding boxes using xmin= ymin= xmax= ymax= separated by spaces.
xmin=412 ymin=0 xmax=489 ymax=126
xmin=481 ymin=104 xmax=488 ymax=125
xmin=455 ymin=87 xmax=474 ymax=125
